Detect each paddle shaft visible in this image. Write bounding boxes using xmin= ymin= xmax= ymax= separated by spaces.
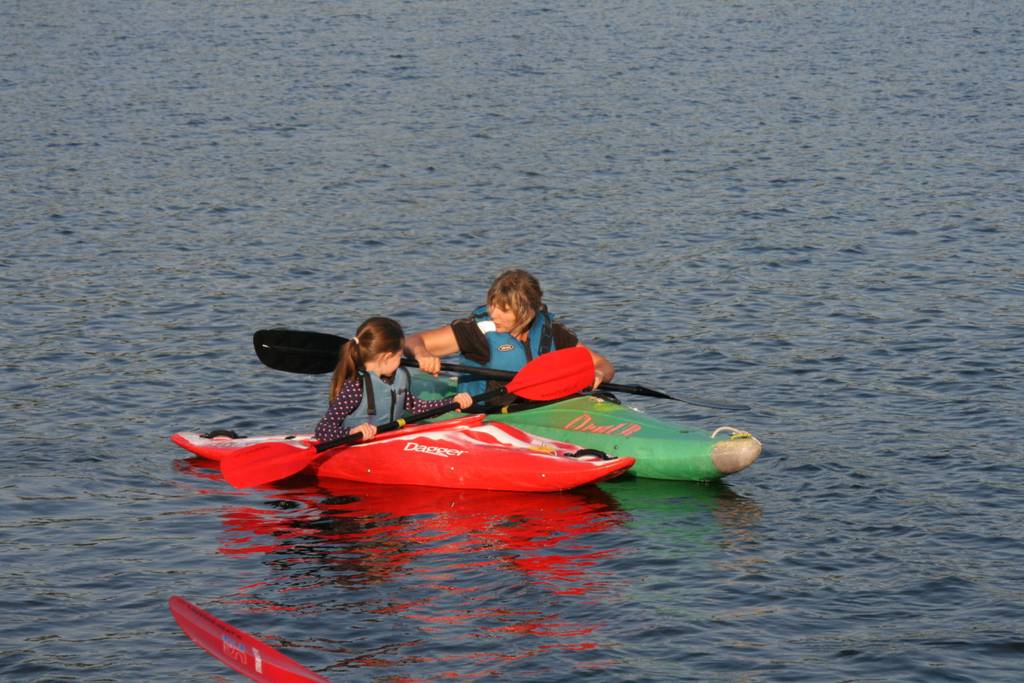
xmin=431 ymin=363 xmax=748 ymax=410
xmin=414 ymin=360 xmax=684 ymax=401
xmin=219 ymin=389 xmax=500 ymax=489
xmin=310 ymin=386 xmax=504 ymax=455
xmin=219 ymin=346 xmax=593 ymax=488
xmin=253 ymin=329 xmax=749 ymax=411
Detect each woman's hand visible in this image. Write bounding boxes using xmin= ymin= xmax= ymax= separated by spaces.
xmin=581 ymin=344 xmax=614 ymax=390
xmin=452 ymin=392 xmax=474 ymax=411
xmin=351 ymin=422 xmax=378 ymax=441
xmin=415 ymin=354 xmax=441 ymax=376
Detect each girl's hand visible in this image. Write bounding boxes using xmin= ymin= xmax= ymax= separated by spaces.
xmin=416 ymin=354 xmax=441 ymax=376
xmin=591 ymin=369 xmax=606 ymax=391
xmin=452 ymin=392 xmax=474 ymax=411
xmin=352 ymin=422 xmax=378 ymax=441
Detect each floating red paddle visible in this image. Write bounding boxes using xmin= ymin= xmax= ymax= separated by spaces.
xmin=168 ymin=596 xmax=330 ymax=683
xmin=220 ymin=346 xmax=595 ymax=488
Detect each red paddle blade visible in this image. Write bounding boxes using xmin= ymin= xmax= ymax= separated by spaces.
xmin=169 ymin=596 xmax=331 ymax=683
xmin=505 ymin=346 xmax=595 ymax=400
xmin=221 ymin=441 xmax=319 ymax=489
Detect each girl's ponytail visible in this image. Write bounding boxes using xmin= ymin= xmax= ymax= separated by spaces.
xmin=327 ymin=317 xmax=405 ymax=402
xmin=328 ymin=338 xmax=362 ymax=401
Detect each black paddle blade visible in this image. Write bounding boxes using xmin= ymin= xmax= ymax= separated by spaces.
xmin=253 ymin=329 xmax=343 ymax=374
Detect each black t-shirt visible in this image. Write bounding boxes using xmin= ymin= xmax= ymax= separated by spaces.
xmin=450 ymin=315 xmax=579 ymax=364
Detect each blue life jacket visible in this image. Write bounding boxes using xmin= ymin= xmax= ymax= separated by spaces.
xmin=341 ymin=368 xmax=411 ymax=429
xmin=457 ymin=305 xmax=555 ymax=395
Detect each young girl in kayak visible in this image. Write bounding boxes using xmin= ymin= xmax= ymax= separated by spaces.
xmin=405 ymin=269 xmax=615 ymax=398
xmin=315 ymin=317 xmax=473 ymax=442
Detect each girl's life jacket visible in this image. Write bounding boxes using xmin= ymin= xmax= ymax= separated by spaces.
xmin=341 ymin=367 xmax=412 ymax=429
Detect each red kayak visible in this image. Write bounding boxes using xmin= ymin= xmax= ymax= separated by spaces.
xmin=171 ymin=414 xmax=634 ymax=492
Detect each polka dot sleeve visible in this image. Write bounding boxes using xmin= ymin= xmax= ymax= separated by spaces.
xmin=405 ymin=393 xmax=461 ymax=415
xmin=314 ymin=380 xmax=364 ymax=441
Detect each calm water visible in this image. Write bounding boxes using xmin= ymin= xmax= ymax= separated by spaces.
xmin=2 ymin=1 xmax=1022 ymax=681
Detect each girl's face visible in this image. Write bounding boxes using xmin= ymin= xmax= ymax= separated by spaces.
xmin=375 ymin=350 xmax=403 ymax=376
xmin=489 ymin=304 xmax=529 ymax=336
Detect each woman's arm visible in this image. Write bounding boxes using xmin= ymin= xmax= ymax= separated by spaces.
xmin=405 ymin=325 xmax=461 ymax=374
xmin=579 ymin=343 xmax=615 ymax=389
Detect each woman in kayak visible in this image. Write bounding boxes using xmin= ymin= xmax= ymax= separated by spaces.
xmin=315 ymin=317 xmax=473 ymax=442
xmin=405 ymin=269 xmax=615 ymax=398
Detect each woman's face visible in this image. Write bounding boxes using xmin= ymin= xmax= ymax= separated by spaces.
xmin=489 ymin=304 xmax=528 ymax=336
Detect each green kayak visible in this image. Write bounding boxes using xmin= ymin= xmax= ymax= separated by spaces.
xmin=412 ymin=373 xmax=762 ymax=482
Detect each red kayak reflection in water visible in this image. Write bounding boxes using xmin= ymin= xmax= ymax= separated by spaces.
xmin=175 ymin=456 xmax=629 ymax=673
xmin=217 ymin=479 xmax=624 ymax=593
xmin=173 ymin=456 xmax=763 ymax=678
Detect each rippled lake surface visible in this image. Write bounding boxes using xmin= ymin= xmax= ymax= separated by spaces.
xmin=2 ymin=1 xmax=1022 ymax=681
